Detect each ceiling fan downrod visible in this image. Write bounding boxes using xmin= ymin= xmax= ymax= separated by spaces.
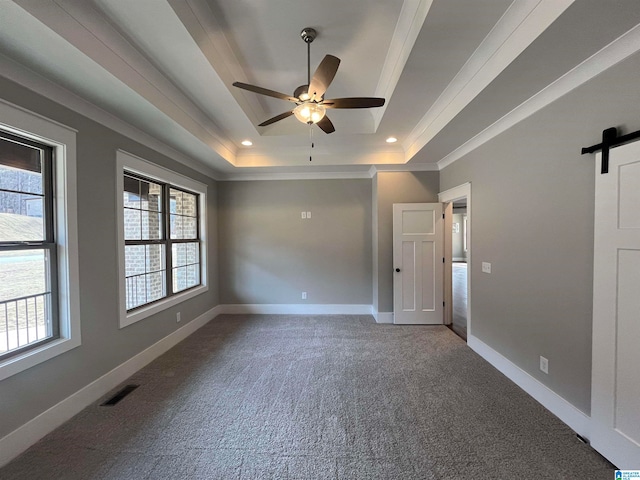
xmin=300 ymin=27 xmax=317 ymax=94
xmin=300 ymin=29 xmax=318 ymax=161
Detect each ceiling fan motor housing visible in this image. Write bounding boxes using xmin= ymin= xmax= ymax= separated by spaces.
xmin=294 ymin=84 xmax=309 ymax=100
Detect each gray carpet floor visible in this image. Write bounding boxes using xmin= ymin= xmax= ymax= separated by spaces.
xmin=1 ymin=314 xmax=614 ymax=479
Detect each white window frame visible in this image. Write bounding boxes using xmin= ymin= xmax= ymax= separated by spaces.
xmin=0 ymin=99 xmax=80 ymax=382
xmin=116 ymin=150 xmax=208 ymax=328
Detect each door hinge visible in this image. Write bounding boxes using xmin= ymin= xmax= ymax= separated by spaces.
xmin=443 ymin=257 xmax=445 ymax=263
xmin=443 ymin=213 xmax=445 ymax=219
xmin=443 ymin=301 xmax=445 ymax=307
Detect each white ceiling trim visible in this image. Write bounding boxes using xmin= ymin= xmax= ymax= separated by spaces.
xmin=221 ymin=162 xmax=438 ymax=181
xmin=437 ymin=22 xmax=640 ymax=171
xmin=221 ymin=170 xmax=373 ymax=182
xmin=14 ymin=0 xmax=236 ymax=164
xmin=371 ymin=163 xmax=438 ymax=174
xmin=234 ymin=147 xmax=406 ymax=168
xmin=371 ymin=0 xmax=433 ymax=129
xmin=404 ymin=0 xmax=575 ymax=160
xmin=167 ymin=0 xmax=266 ymax=131
xmin=0 ymin=52 xmax=223 ymax=180
xmin=236 ymin=142 xmax=404 ymax=159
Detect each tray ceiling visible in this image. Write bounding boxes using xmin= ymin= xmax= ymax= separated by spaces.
xmin=1 ymin=1 xmax=637 ymax=178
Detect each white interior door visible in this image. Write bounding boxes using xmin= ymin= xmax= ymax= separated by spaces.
xmin=393 ymin=203 xmax=443 ymax=324
xmin=591 ymin=142 xmax=640 ymax=468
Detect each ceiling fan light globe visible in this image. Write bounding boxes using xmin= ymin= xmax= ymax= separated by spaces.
xmin=310 ymin=110 xmax=324 ymax=123
xmin=293 ymin=102 xmax=326 ymax=125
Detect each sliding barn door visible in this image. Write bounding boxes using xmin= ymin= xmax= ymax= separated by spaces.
xmin=393 ymin=203 xmax=443 ymax=324
xmin=591 ymin=142 xmax=640 ymax=468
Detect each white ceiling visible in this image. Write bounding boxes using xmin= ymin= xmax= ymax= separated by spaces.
xmin=1 ymin=1 xmax=639 ymax=179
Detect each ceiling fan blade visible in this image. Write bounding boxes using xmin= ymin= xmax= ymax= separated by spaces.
xmin=258 ymin=110 xmax=294 ymax=127
xmin=308 ymin=55 xmax=340 ymax=101
xmin=233 ymin=82 xmax=298 ymax=103
xmin=323 ymin=97 xmax=385 ymax=109
xmin=316 ymin=115 xmax=335 ymax=134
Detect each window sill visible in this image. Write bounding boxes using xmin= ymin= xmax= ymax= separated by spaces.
xmin=119 ymin=284 xmax=208 ymax=328
xmin=0 ymin=335 xmax=81 ymax=382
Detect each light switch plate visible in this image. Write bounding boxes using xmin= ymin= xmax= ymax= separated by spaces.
xmin=482 ymin=262 xmax=492 ymax=273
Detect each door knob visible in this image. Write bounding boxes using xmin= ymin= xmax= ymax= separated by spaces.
xmin=395 ymin=268 xmax=401 ymax=272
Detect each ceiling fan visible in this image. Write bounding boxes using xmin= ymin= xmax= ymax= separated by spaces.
xmin=233 ymin=27 xmax=385 ymax=134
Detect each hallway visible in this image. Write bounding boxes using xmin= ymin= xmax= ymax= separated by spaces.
xmin=451 ymin=262 xmax=467 ymax=340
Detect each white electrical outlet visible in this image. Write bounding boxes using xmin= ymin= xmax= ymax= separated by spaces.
xmin=306 ymin=211 xmax=311 ymax=219
xmin=540 ymin=356 xmax=549 ymax=374
xmin=302 ymin=292 xmax=307 ymax=300
xmin=301 ymin=211 xmax=306 ymax=219
xmin=176 ymin=312 xmax=181 ymax=323
xmin=482 ymin=262 xmax=492 ymax=274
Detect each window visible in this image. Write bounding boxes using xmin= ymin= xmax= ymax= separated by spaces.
xmin=0 ymin=99 xmax=80 ymax=381
xmin=0 ymin=132 xmax=58 ymax=360
xmin=117 ymin=151 xmax=207 ymax=327
xmin=169 ymin=187 xmax=200 ymax=293
xmin=123 ymin=174 xmax=167 ymax=310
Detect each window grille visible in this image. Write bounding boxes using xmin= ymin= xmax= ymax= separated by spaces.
xmin=0 ymin=132 xmax=58 ymax=360
xmin=123 ymin=171 xmax=201 ymax=311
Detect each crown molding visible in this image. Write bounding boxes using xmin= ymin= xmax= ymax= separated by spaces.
xmin=405 ymin=0 xmax=575 ymax=160
xmin=221 ymin=170 xmax=373 ymax=182
xmin=370 ymin=163 xmax=439 ymax=176
xmin=0 ymin=53 xmax=223 ymax=180
xmin=437 ymin=22 xmax=640 ymax=171
xmin=15 ymin=0 xmax=236 ymax=164
xmin=220 ymin=161 xmax=439 ymax=181
xmin=0 ymin=51 xmax=439 ymax=183
xmin=167 ymin=0 xmax=266 ymax=131
xmin=372 ymin=0 xmax=433 ymax=129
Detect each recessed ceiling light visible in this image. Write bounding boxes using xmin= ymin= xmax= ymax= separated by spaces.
xmin=386 ymin=136 xmax=397 ymax=143
xmin=241 ymin=140 xmax=253 ymax=146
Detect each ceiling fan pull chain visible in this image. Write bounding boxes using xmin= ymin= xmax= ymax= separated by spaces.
xmin=309 ymin=125 xmax=314 ymax=161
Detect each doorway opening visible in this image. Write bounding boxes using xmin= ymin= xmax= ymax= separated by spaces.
xmin=451 ymin=200 xmax=468 ymax=340
xmin=439 ymin=183 xmax=471 ymax=342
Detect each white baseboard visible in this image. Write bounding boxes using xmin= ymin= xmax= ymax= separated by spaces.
xmin=372 ymin=311 xmax=394 ymax=324
xmin=453 ymin=257 xmax=467 ymax=262
xmin=220 ymin=304 xmax=373 ymax=315
xmin=467 ymin=334 xmax=591 ymax=440
xmin=0 ymin=305 xmax=222 ymax=468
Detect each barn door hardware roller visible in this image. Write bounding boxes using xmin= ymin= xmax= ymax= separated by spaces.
xmin=582 ymin=127 xmax=640 ymax=174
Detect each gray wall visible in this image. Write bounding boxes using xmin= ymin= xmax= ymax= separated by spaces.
xmin=440 ymin=50 xmax=640 ymax=415
xmin=0 ymin=76 xmax=219 ymax=439
xmin=373 ymin=171 xmax=440 ymax=313
xmin=218 ymin=179 xmax=372 ymax=305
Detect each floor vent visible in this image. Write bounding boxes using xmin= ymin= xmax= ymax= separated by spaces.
xmin=101 ymin=384 xmax=139 ymax=406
